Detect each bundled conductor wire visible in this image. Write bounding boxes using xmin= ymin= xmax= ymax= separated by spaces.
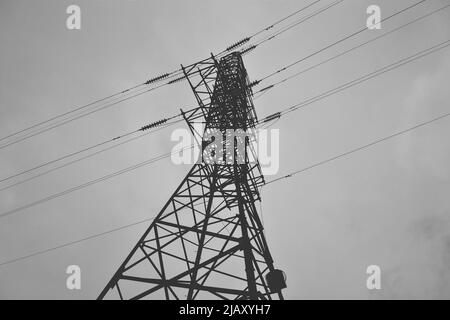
xmin=240 ymin=45 xmax=257 ymax=55
xmin=261 ymin=112 xmax=281 ymax=123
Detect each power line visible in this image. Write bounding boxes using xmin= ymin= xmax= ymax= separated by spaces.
xmin=0 ymin=115 xmax=272 ymax=217
xmin=0 ymin=131 xmax=136 ymax=184
xmin=1 ymin=2 xmax=441 ymax=209
xmin=0 ymin=85 xmax=137 ymax=144
xmin=254 ymin=3 xmax=450 ymax=96
xmin=0 ymin=79 xmax=268 ymax=188
xmin=3 ymin=38 xmax=448 ymax=221
xmin=249 ymin=0 xmax=323 ymax=38
xmin=0 ymin=72 xmax=180 ymax=146
xmin=1 ymin=35 xmax=448 ymax=270
xmin=0 ymin=1 xmax=331 ymax=150
xmin=0 ymin=200 xmax=205 ymax=267
xmin=0 ymin=216 xmax=157 ymax=267
xmin=234 ymin=0 xmax=345 ymax=55
xmin=219 ymin=0 xmax=326 ymax=54
xmin=3 ymin=94 xmax=449 ymax=268
xmin=0 ymin=82 xmax=174 ymax=150
xmin=0 ymin=144 xmax=195 ymax=220
xmin=258 ymin=0 xmax=427 ymax=82
xmin=0 ymin=120 xmax=183 ymax=192
xmin=253 ymin=0 xmax=346 ymax=48
xmin=2 ymin=5 xmax=336 ymax=169
xmin=0 ymin=113 xmax=269 ymax=216
xmin=254 ymin=38 xmax=450 ymax=127
xmin=278 ymin=39 xmax=450 ymax=117
xmin=264 ymin=111 xmax=450 ymax=187
xmin=0 ymin=115 xmax=180 ymax=184
xmin=0 ymin=78 xmax=279 ymax=193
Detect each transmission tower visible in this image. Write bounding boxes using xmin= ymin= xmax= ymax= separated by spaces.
xmin=98 ymin=52 xmax=286 ymax=300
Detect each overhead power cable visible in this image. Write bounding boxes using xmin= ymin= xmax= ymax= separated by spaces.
xmin=254 ymin=0 xmax=346 ymax=48
xmin=264 ymin=111 xmax=450 ymax=187
xmin=173 ymin=13 xmax=447 ymax=125
xmin=256 ymin=38 xmax=450 ymax=127
xmin=235 ymin=0 xmax=344 ymax=56
xmin=0 ymin=1 xmax=330 ymax=149
xmin=8 ymin=0 xmax=400 ymax=182
xmin=0 ymin=71 xmax=180 ymax=146
xmin=0 ymin=37 xmax=448 ymax=267
xmin=0 ymin=200 xmax=208 ymax=267
xmin=250 ymin=0 xmax=323 ymax=38
xmin=2 ymin=39 xmax=448 ymax=220
xmin=221 ymin=0 xmax=324 ymax=54
xmin=258 ymin=0 xmax=427 ymax=82
xmin=0 ymin=144 xmax=195 ymax=220
xmin=0 ymin=119 xmax=183 ymax=192
xmin=0 ymin=216 xmax=158 ymax=267
xmin=0 ymin=115 xmax=274 ymax=218
xmin=2 ymin=96 xmax=449 ymax=268
xmin=253 ymin=3 xmax=450 ymax=96
xmin=0 ymin=81 xmax=178 ymax=150
xmin=277 ymin=39 xmax=450 ymax=117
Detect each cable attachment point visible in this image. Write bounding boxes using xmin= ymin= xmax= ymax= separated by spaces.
xmin=145 ymin=73 xmax=170 ymax=85
xmin=226 ymin=37 xmax=251 ymax=52
xmin=261 ymin=112 xmax=281 ymax=123
xmin=240 ymin=45 xmax=257 ymax=55
xmin=248 ymin=80 xmax=260 ymax=88
xmin=140 ymin=119 xmax=168 ymax=131
xmin=259 ymin=85 xmax=274 ymax=92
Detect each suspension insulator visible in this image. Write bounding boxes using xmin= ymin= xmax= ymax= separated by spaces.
xmin=262 ymin=112 xmax=281 ymax=123
xmin=140 ymin=119 xmax=168 ymax=131
xmin=226 ymin=37 xmax=251 ymax=52
xmin=248 ymin=80 xmax=260 ymax=88
xmin=145 ymin=73 xmax=170 ymax=85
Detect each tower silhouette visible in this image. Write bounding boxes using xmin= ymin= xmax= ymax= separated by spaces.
xmin=98 ymin=52 xmax=286 ymax=300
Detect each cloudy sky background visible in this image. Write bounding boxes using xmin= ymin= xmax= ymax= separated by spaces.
xmin=0 ymin=0 xmax=450 ymax=299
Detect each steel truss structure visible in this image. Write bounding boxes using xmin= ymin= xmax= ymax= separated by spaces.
xmin=99 ymin=52 xmax=285 ymax=300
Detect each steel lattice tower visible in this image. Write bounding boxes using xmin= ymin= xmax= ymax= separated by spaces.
xmin=98 ymin=52 xmax=286 ymax=300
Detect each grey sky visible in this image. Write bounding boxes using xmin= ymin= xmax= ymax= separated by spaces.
xmin=0 ymin=0 xmax=450 ymax=299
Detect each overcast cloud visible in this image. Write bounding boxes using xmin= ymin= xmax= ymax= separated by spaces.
xmin=0 ymin=0 xmax=450 ymax=299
